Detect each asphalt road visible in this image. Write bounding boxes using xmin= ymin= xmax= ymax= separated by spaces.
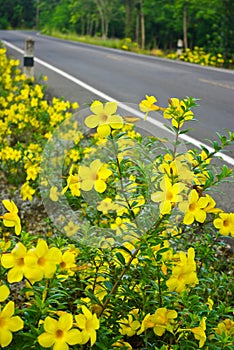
xmin=1 ymin=30 xmax=234 ymax=211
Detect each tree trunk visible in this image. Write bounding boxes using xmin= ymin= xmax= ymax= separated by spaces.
xmin=140 ymin=0 xmax=145 ymax=49
xmin=125 ymin=0 xmax=131 ymax=38
xmin=135 ymin=12 xmax=139 ymax=44
xmin=183 ymin=6 xmax=188 ymax=50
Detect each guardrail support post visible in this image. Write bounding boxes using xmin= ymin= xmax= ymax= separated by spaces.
xmin=23 ymin=38 xmax=34 ymax=79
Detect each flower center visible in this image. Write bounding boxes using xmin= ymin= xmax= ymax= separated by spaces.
xmin=166 ymin=191 xmax=173 ymax=201
xmin=16 ymin=257 xmax=24 ymax=266
xmin=60 ymin=262 xmax=66 ymax=269
xmin=0 ymin=317 xmax=6 ymax=328
xmin=38 ymin=257 xmax=46 ymax=266
xmin=189 ymin=203 xmax=196 ymax=211
xmin=55 ymin=329 xmax=64 ymax=338
xmin=223 ymin=219 xmax=229 ymax=227
xmin=99 ymin=113 xmax=108 ymax=122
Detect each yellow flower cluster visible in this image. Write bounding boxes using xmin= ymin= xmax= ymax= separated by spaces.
xmin=0 ymin=47 xmax=79 ymax=201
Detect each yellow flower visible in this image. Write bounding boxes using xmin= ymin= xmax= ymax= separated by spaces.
xmin=111 ymin=217 xmax=132 ymax=235
xmin=63 ymin=165 xmax=80 ymax=197
xmin=97 ymin=198 xmax=116 ymax=214
xmin=0 ymin=285 xmax=10 ymax=302
xmin=85 ymin=101 xmax=123 ymax=137
xmin=74 ymin=305 xmax=100 ymax=346
xmin=26 ymin=165 xmax=39 ymax=181
xmin=190 ymin=318 xmax=206 ymax=348
xmin=38 ymin=313 xmax=82 ymax=349
xmin=0 ymin=200 xmax=21 ymax=235
xmin=151 ymin=176 xmax=185 ymax=214
xmin=27 ymin=239 xmax=61 ymax=281
xmin=179 ymin=189 xmax=209 ymax=225
xmin=20 ymin=182 xmax=35 ymax=200
xmin=49 ymin=186 xmax=60 ymax=202
xmin=138 ymin=308 xmax=177 ymax=336
xmin=215 ymin=318 xmax=234 ymax=337
xmin=206 ymin=297 xmax=214 ymax=311
xmin=58 ymin=250 xmax=76 ymax=272
xmin=139 ymin=95 xmax=162 ymax=119
xmin=164 ymin=98 xmax=194 ymax=128
xmin=0 ymin=301 xmax=24 ymax=347
xmin=213 ymin=212 xmax=234 ymax=237
xmin=79 ymin=159 xmax=112 ymax=193
xmin=1 ymin=242 xmax=39 ymax=283
xmin=119 ymin=310 xmax=140 ymax=337
xmin=166 ymin=247 xmax=198 ymax=293
xmin=64 ymin=221 xmax=80 ymax=237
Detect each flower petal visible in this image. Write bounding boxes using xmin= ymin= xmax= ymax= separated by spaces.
xmin=85 ymin=114 xmax=100 ymax=128
xmin=58 ymin=313 xmax=73 ymax=332
xmin=38 ymin=332 xmax=55 ymax=348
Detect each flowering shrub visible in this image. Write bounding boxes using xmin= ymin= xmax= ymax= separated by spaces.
xmin=167 ymin=46 xmax=233 ymax=68
xmin=0 ymin=47 xmax=234 ymax=349
xmin=0 ymin=47 xmax=79 ymax=200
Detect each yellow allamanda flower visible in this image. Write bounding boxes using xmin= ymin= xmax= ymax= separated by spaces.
xmin=166 ymin=247 xmax=198 ymax=293
xmin=118 ymin=309 xmax=141 ymax=337
xmin=20 ymin=182 xmax=36 ymax=200
xmin=97 ymin=197 xmax=117 ymax=214
xmin=63 ymin=221 xmax=80 ymax=237
xmin=0 ymin=146 xmax=21 ymax=162
xmin=215 ymin=318 xmax=234 ymax=337
xmin=1 ymin=242 xmax=40 ymax=283
xmin=38 ymin=313 xmax=83 ymax=349
xmin=26 ymin=165 xmax=39 ymax=181
xmin=79 ymin=159 xmax=112 ymax=193
xmin=27 ymin=239 xmax=61 ymax=282
xmin=85 ymin=101 xmax=123 ymax=137
xmin=190 ymin=317 xmax=206 ymax=348
xmin=179 ymin=189 xmax=210 ymax=225
xmin=151 ymin=176 xmax=185 ymax=215
xmin=0 ymin=301 xmax=24 ymax=348
xmin=63 ymin=164 xmax=81 ymax=196
xmin=213 ymin=212 xmax=234 ymax=237
xmin=74 ymin=305 xmax=100 ymax=347
xmin=139 ymin=94 xmax=163 ymax=120
xmin=138 ymin=307 xmax=177 ymax=336
xmin=49 ymin=186 xmax=60 ymax=202
xmin=57 ymin=250 xmax=77 ymax=277
xmin=0 ymin=199 xmax=21 ymax=235
xmin=111 ymin=217 xmax=132 ymax=234
xmin=164 ymin=98 xmax=194 ymax=128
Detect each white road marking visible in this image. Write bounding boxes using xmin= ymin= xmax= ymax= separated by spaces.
xmin=3 ymin=40 xmax=234 ymax=166
xmin=199 ymin=78 xmax=234 ymax=90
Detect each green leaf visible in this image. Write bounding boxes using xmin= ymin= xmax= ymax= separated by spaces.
xmin=115 ymin=251 xmax=126 ymax=265
xmin=104 ymin=280 xmax=113 ymax=291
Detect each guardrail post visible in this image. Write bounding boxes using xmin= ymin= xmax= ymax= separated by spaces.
xmin=23 ymin=38 xmax=34 ymax=79
xmin=177 ymin=39 xmax=183 ymax=57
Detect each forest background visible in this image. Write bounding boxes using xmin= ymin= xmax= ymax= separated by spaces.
xmin=0 ymin=0 xmax=233 ymax=62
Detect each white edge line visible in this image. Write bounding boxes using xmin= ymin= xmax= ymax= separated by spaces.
xmin=3 ymin=40 xmax=234 ymax=167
